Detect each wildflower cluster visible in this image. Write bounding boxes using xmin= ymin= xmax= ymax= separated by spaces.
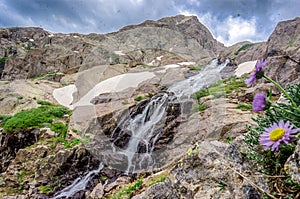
xmin=243 ymin=59 xmax=300 ymax=197
xmin=244 ymin=59 xmax=300 ymax=150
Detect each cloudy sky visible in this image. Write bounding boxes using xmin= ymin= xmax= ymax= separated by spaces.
xmin=0 ymin=0 xmax=299 ymax=46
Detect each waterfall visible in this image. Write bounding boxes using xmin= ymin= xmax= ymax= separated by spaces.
xmin=110 ymin=59 xmax=229 ymax=173
xmin=51 ymin=163 xmax=104 ymax=199
xmin=54 ymin=58 xmax=229 ymax=196
xmin=118 ymin=94 xmax=168 ymax=173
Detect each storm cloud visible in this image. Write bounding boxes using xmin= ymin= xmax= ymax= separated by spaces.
xmin=0 ymin=0 xmax=299 ymax=46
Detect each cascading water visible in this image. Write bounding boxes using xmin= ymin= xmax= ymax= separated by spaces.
xmin=53 ymin=59 xmax=229 ymax=197
xmin=110 ymin=58 xmax=230 ymax=173
xmin=117 ymin=93 xmax=168 ymax=174
xmin=168 ymin=59 xmax=229 ymax=99
xmin=51 ymin=163 xmax=104 ymax=199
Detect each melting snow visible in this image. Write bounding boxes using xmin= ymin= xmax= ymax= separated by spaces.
xmin=235 ymin=60 xmax=257 ymax=77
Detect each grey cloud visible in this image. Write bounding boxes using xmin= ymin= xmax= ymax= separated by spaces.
xmin=0 ymin=0 xmax=299 ymax=45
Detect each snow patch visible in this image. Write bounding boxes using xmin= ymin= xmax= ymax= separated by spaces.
xmin=235 ymin=60 xmax=257 ymax=77
xmin=53 ymin=85 xmax=77 ymax=109
xmin=178 ymin=62 xmax=196 ymax=66
xmin=114 ymin=51 xmax=125 ymax=55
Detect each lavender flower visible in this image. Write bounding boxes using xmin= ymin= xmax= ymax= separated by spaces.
xmin=252 ymin=93 xmax=266 ymax=112
xmin=245 ymin=59 xmax=267 ymax=87
xmin=259 ymin=120 xmax=300 ymax=151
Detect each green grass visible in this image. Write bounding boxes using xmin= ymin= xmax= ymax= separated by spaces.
xmin=225 ymin=137 xmax=235 ymax=143
xmin=234 ymin=43 xmax=254 ymax=55
xmin=38 ymin=185 xmax=53 ymax=194
xmin=1 ymin=102 xmax=71 ymax=134
xmin=31 ymin=71 xmax=58 ymax=80
xmin=0 ymin=56 xmax=9 ymax=63
xmin=148 ymin=176 xmax=166 ymax=186
xmin=236 ymin=103 xmax=252 ymax=111
xmin=50 ymin=122 xmax=68 ymax=138
xmin=0 ymin=114 xmax=12 ymax=126
xmin=37 ymin=100 xmax=53 ymax=106
xmin=111 ymin=179 xmax=143 ymax=199
xmin=189 ymin=65 xmax=203 ymax=71
xmin=192 ymin=77 xmax=247 ymax=101
xmin=134 ymin=96 xmax=144 ymax=102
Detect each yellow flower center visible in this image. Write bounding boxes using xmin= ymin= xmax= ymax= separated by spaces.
xmin=269 ymin=128 xmax=285 ymax=141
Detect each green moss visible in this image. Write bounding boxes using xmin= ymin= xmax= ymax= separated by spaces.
xmin=234 ymin=43 xmax=254 ymax=55
xmin=2 ymin=103 xmax=70 ymax=134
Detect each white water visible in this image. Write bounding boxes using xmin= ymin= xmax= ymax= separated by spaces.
xmin=118 ymin=94 xmax=168 ymax=173
xmin=51 ymin=163 xmax=104 ymax=199
xmin=168 ymin=59 xmax=229 ymax=99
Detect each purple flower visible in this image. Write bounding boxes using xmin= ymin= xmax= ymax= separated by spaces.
xmin=245 ymin=59 xmax=267 ymax=87
xmin=259 ymin=120 xmax=300 ymax=151
xmin=252 ymin=93 xmax=266 ymax=112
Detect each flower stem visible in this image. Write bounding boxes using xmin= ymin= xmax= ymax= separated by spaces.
xmin=263 ymin=76 xmax=297 ymax=108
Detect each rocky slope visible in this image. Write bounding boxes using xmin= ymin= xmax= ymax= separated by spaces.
xmin=0 ymin=15 xmax=225 ymax=81
xmin=0 ymin=15 xmax=299 ymax=199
